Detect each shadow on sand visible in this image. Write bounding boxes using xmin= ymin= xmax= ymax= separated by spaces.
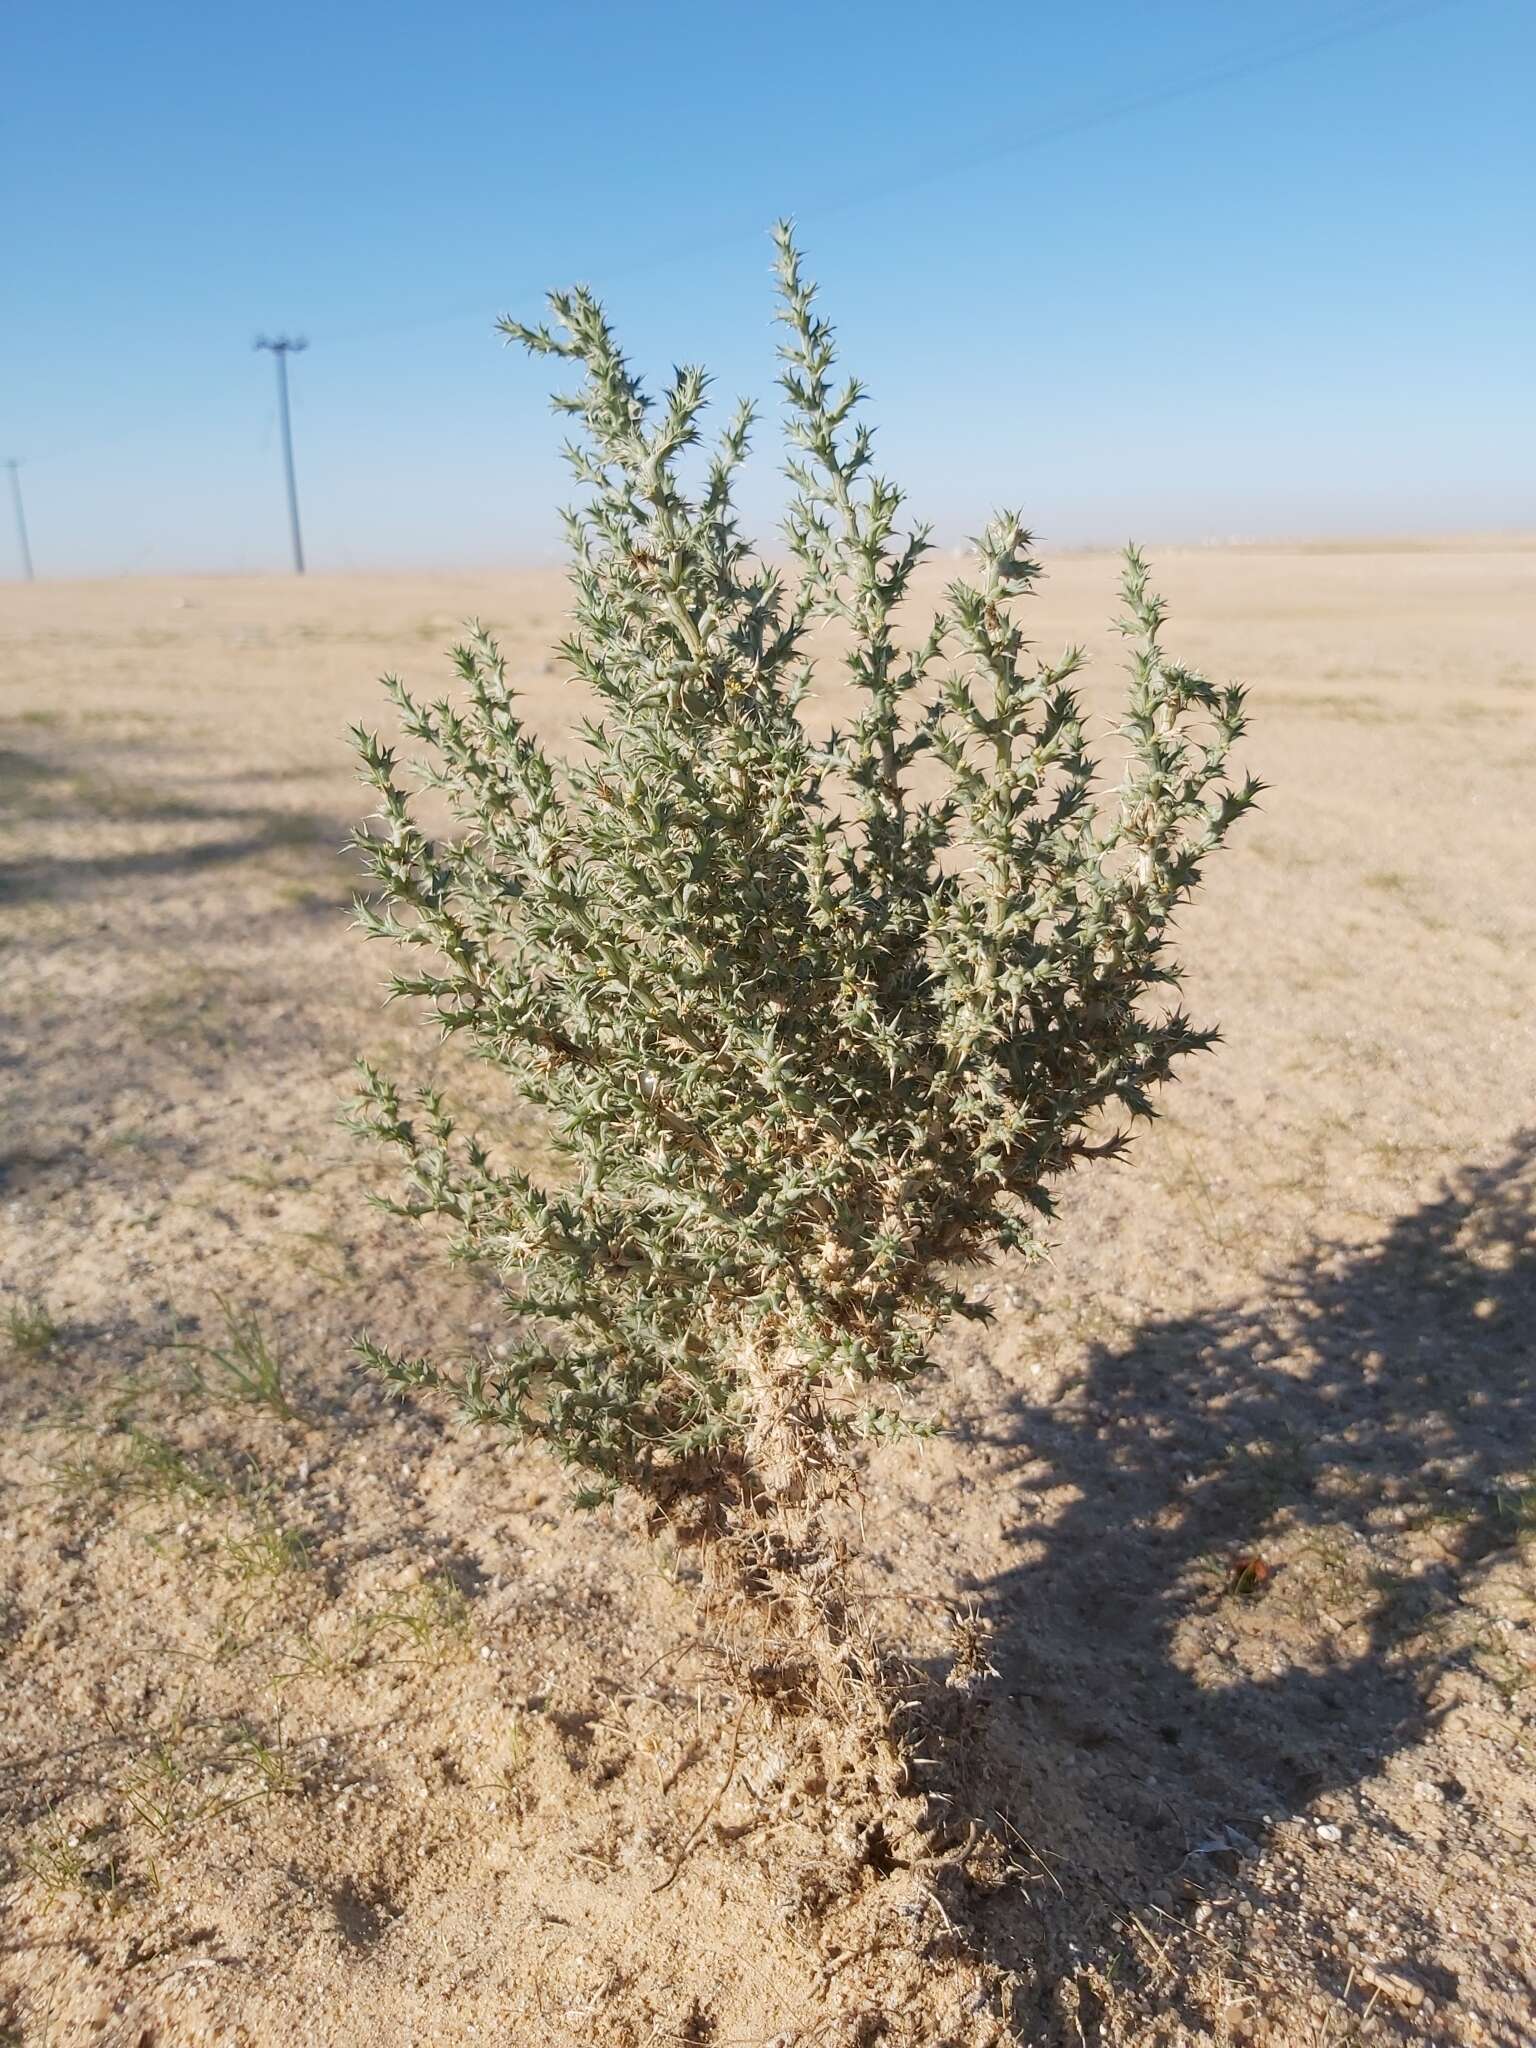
xmin=939 ymin=1132 xmax=1534 ymax=2031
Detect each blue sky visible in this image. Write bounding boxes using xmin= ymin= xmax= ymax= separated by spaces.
xmin=3 ymin=0 xmax=1531 ymax=576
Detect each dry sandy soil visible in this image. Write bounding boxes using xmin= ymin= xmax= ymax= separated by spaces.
xmin=1 ymin=540 xmax=1533 ymax=2047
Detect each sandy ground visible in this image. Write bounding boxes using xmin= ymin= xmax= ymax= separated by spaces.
xmin=1 ymin=539 xmax=1533 ymax=2047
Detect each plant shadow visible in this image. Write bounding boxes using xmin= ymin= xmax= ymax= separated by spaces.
xmin=939 ymin=1131 xmax=1534 ymax=2019
xmin=0 ymin=738 xmax=360 ymax=906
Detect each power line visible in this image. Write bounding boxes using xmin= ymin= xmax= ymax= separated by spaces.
xmin=254 ymin=335 xmax=308 ymax=574
xmin=4 ymin=0 xmax=1467 ymax=488
xmin=6 ymin=460 xmax=34 ymax=582
xmin=321 ymin=0 xmax=1464 ymax=350
xmin=800 ymin=0 xmax=1464 ymax=237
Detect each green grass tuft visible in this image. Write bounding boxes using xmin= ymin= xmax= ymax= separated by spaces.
xmin=5 ymin=1297 xmax=59 ymax=1360
xmin=176 ymin=1296 xmax=297 ymax=1418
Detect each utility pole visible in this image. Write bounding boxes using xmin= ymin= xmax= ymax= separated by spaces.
xmin=254 ymin=335 xmax=308 ymax=574
xmin=6 ymin=459 xmax=33 ymax=582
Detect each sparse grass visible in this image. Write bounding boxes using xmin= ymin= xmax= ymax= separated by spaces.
xmin=1369 ymin=1135 xmax=1446 ymax=1179
xmin=115 ymin=1705 xmax=295 ymax=1841
xmin=233 ymin=1154 xmax=349 ymax=1194
xmin=231 ymin=1160 xmax=287 ymax=1192
xmin=130 ymin=966 xmax=260 ymax=1042
xmin=122 ymin=1428 xmax=226 ymax=1504
xmin=219 ymin=1511 xmax=312 ymax=1584
xmin=229 ymin=1717 xmax=301 ymax=1797
xmin=1288 ymin=1530 xmax=1376 ymax=1623
xmin=72 ymin=705 xmax=169 ymax=730
xmin=497 ymin=1710 xmax=530 ymax=1788
xmin=1259 ymin=690 xmax=1393 ymax=722
xmin=1493 ymin=1484 xmax=1536 ymax=1545
xmin=176 ymin=1296 xmax=297 ymax=1418
xmin=279 ymin=1223 xmax=358 ymax=1285
xmin=116 ymin=1742 xmax=209 ymax=1838
xmin=5 ymin=1297 xmax=59 ymax=1360
xmin=363 ymin=1575 xmax=474 ymax=1666
xmin=1248 ymin=835 xmax=1322 ymax=869
xmin=103 ymin=1125 xmax=154 ymax=1155
xmin=1403 ymin=1480 xmax=1530 ymax=1543
xmin=17 ymin=1813 xmax=124 ymax=1906
xmin=478 ymin=1712 xmax=533 ymax=1812
xmin=1165 ymin=1133 xmax=1233 ymax=1253
xmin=1471 ymin=1629 xmax=1536 ymax=1702
xmin=274 ymin=877 xmax=347 ymax=911
xmin=273 ymin=1622 xmax=365 ymax=1686
xmin=1052 ymin=1291 xmax=1132 ymax=1349
xmin=17 ymin=1814 xmax=88 ymax=1896
xmin=50 ymin=1424 xmax=227 ymax=1511
xmin=1448 ymin=699 xmax=1514 ymax=724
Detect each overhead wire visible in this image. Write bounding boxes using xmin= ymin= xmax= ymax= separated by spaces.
xmin=8 ymin=0 xmax=1467 ymax=474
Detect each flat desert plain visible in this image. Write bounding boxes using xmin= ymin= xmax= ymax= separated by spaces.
xmin=1 ymin=539 xmax=1533 ymax=2047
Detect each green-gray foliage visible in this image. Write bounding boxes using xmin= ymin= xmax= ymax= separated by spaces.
xmin=349 ymin=226 xmax=1257 ymax=1503
xmin=175 ymin=1297 xmax=296 ymax=1419
xmin=5 ymin=1297 xmax=59 ymax=1361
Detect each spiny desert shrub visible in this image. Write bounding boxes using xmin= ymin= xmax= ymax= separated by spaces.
xmin=349 ymin=226 xmax=1256 ymax=1531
